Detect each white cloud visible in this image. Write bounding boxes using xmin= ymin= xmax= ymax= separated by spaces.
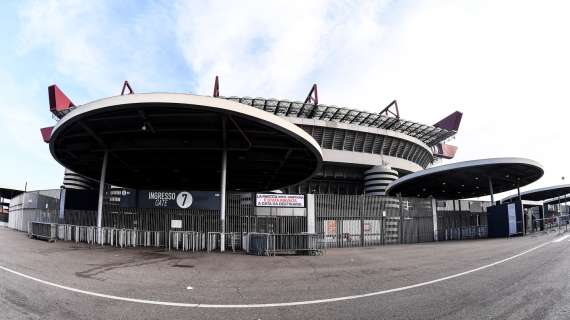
xmin=18 ymin=0 xmax=180 ymax=100
xmin=8 ymin=0 xmax=570 ymax=198
xmin=377 ymin=0 xmax=570 ymax=198
xmin=174 ymin=0 xmax=391 ymax=98
xmin=0 ymin=71 xmax=63 ymax=190
xmin=175 ymin=0 xmax=570 ymax=200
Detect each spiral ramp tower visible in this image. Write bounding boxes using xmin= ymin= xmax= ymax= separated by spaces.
xmin=363 ymin=165 xmax=399 ymax=196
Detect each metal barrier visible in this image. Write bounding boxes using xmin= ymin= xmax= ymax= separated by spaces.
xmin=533 ymin=216 xmax=570 ymax=233
xmin=54 ymin=224 xmax=166 ymax=248
xmin=268 ymin=233 xmax=322 ymax=256
xmin=246 ymin=233 xmax=271 ymax=256
xmin=29 ymin=222 xmax=58 ymax=242
xmin=439 ymin=226 xmax=488 ymax=240
xmin=169 ymin=231 xmax=205 ymax=252
xmin=246 ymin=233 xmax=322 ymax=256
xmin=207 ymin=232 xmax=241 ymax=252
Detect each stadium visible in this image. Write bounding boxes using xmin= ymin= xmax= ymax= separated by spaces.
xmin=220 ymin=91 xmax=462 ymax=196
xmin=50 ymin=80 xmax=464 ymax=196
xmin=5 ymin=79 xmax=566 ymax=254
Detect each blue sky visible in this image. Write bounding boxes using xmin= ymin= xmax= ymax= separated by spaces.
xmin=1 ymin=0 xmax=569 ymax=200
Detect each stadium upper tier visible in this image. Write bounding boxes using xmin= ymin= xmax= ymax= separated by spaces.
xmin=222 ymin=96 xmax=457 ymax=147
xmin=42 ymin=83 xmax=462 ymax=194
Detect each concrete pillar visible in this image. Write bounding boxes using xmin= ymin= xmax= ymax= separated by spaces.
xmin=432 ymin=198 xmax=438 ymax=241
xmin=220 ymin=149 xmax=227 ymax=252
xmin=306 ymin=194 xmax=315 ymax=234
xmin=96 ymin=151 xmax=108 ymax=229
xmin=97 ymin=151 xmax=108 ymax=244
xmin=488 ymin=177 xmax=495 ymax=204
xmin=58 ymin=188 xmax=66 ymax=224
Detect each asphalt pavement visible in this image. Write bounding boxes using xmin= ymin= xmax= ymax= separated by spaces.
xmin=0 ymin=227 xmax=569 ymax=320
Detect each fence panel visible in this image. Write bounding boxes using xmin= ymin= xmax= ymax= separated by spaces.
xmin=315 ymin=194 xmax=435 ymax=248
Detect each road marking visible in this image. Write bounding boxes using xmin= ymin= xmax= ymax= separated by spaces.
xmin=552 ymin=234 xmax=570 ymax=243
xmin=0 ymin=240 xmax=555 ymax=309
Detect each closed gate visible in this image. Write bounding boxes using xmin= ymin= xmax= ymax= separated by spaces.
xmin=98 ymin=192 xmax=307 ymax=251
xmin=315 ymin=194 xmax=434 ymax=248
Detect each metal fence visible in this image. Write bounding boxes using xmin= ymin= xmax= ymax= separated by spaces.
xmin=10 ymin=190 xmax=504 ymax=252
xmin=245 ymin=233 xmax=322 ymax=256
xmin=169 ymin=231 xmax=206 ymax=252
xmin=315 ymin=194 xmax=434 ymax=248
xmin=437 ymin=226 xmax=488 ymax=241
xmin=28 ymin=222 xmax=58 ymax=241
xmin=54 ymin=224 xmax=166 ymax=248
xmin=436 ymin=200 xmax=491 ymax=241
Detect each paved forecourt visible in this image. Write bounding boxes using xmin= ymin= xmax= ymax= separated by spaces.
xmin=1 ymin=227 xmax=570 ymax=319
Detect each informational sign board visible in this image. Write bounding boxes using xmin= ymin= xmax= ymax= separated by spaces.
xmin=507 ymin=203 xmax=517 ymax=235
xmin=115 ymin=188 xmax=137 ymax=207
xmin=171 ymin=220 xmax=182 ymax=228
xmin=324 ymin=220 xmax=337 ymax=235
xmin=119 ymin=190 xmax=220 ymax=210
xmin=255 ymin=194 xmax=305 ymax=208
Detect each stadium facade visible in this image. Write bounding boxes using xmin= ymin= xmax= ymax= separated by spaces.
xmin=50 ymin=81 xmax=463 ymax=196
xmin=220 ymin=95 xmax=462 ymax=195
xmin=12 ymin=80 xmax=513 ymax=254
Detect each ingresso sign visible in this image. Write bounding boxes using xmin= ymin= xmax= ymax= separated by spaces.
xmin=119 ymin=190 xmax=220 ymax=210
xmin=255 ymin=193 xmax=305 ymax=208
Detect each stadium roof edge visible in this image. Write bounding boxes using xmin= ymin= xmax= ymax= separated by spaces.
xmin=221 ymin=96 xmax=459 ymax=147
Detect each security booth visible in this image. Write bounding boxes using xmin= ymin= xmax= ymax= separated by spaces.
xmin=486 ymin=200 xmax=523 ymax=237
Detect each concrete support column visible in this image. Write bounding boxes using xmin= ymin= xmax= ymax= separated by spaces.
xmin=431 ymin=198 xmax=438 ymax=241
xmin=488 ymin=177 xmax=495 ymax=204
xmin=398 ymin=194 xmax=404 ymax=244
xmin=58 ymin=188 xmax=66 ymax=224
xmin=220 ymin=149 xmax=227 ymax=252
xmin=97 ymin=151 xmax=108 ymax=243
xmin=517 ymin=185 xmax=525 ymax=235
xmin=97 ymin=151 xmax=108 ymax=229
xmin=306 ymin=194 xmax=315 ymax=234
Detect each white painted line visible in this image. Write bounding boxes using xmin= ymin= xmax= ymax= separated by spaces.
xmin=0 ymin=241 xmax=552 ymax=309
xmin=552 ymin=234 xmax=570 ymax=243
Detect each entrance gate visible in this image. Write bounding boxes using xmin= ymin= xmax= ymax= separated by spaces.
xmin=315 ymin=194 xmax=434 ymax=248
xmin=97 ymin=192 xmax=307 ymax=251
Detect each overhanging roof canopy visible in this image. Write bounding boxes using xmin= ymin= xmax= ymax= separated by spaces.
xmin=0 ymin=188 xmax=23 ymax=199
xmin=49 ymin=93 xmax=323 ymax=191
xmin=544 ymin=194 xmax=570 ymax=206
xmin=386 ymin=158 xmax=544 ymax=199
xmin=502 ymin=184 xmax=570 ymax=203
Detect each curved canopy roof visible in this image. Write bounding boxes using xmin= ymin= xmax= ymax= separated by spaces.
xmin=0 ymin=188 xmax=23 ymax=199
xmin=385 ymin=157 xmax=544 ymax=199
xmin=502 ymin=184 xmax=570 ymax=203
xmin=49 ymin=93 xmax=322 ymax=191
xmin=222 ymin=96 xmax=457 ymax=147
xmin=544 ymin=194 xmax=570 ymax=205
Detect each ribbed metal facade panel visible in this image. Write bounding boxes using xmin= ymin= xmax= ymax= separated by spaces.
xmin=297 ymin=125 xmax=433 ymax=168
xmin=364 ymin=166 xmax=399 ymax=196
